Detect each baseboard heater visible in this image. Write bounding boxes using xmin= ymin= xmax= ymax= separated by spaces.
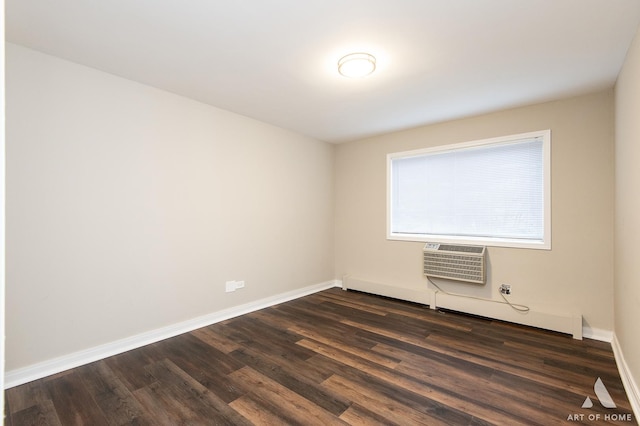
xmin=342 ymin=275 xmax=583 ymax=340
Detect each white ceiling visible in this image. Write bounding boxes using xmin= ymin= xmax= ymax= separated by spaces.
xmin=6 ymin=1 xmax=640 ymax=143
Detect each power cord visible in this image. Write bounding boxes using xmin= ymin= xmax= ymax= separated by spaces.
xmin=427 ymin=277 xmax=530 ymax=313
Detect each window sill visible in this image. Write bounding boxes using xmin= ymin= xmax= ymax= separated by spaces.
xmin=387 ymin=232 xmax=551 ymax=250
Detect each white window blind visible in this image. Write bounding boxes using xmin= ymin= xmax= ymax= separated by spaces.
xmin=388 ymin=130 xmax=550 ymax=249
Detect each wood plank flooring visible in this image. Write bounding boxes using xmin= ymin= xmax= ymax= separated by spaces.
xmin=5 ymin=288 xmax=637 ymax=425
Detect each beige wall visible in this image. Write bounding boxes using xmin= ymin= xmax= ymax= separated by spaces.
xmin=1 ymin=0 xmax=6 ymax=404
xmin=615 ymin=25 xmax=640 ymax=398
xmin=335 ymin=91 xmax=615 ymax=332
xmin=5 ymin=44 xmax=335 ymax=371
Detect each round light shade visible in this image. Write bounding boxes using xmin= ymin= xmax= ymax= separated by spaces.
xmin=338 ymin=52 xmax=376 ymax=78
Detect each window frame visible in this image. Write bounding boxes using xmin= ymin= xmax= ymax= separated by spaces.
xmin=386 ymin=130 xmax=551 ymax=250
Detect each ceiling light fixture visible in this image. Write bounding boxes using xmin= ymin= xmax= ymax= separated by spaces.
xmin=338 ymin=52 xmax=376 ymax=78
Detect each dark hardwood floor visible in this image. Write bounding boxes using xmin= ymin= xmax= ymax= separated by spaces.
xmin=5 ymin=288 xmax=636 ymax=425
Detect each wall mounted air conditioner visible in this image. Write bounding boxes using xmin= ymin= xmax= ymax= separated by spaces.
xmin=423 ymin=243 xmax=486 ymax=284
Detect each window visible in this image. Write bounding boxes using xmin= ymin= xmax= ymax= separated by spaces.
xmin=387 ymin=130 xmax=551 ymax=249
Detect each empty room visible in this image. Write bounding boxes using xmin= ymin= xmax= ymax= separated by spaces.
xmin=3 ymin=1 xmax=640 ymax=425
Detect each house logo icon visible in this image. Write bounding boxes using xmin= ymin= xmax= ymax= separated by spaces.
xmin=582 ymin=377 xmax=616 ymax=409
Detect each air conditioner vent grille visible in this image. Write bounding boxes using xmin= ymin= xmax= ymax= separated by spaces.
xmin=437 ymin=244 xmax=484 ymax=254
xmin=423 ymin=243 xmax=486 ymax=284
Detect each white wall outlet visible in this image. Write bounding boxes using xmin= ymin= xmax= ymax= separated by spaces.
xmin=500 ymin=284 xmax=512 ymax=295
xmin=225 ymin=280 xmax=245 ymax=292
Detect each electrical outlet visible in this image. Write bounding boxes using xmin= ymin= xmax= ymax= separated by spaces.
xmin=225 ymin=280 xmax=245 ymax=292
xmin=500 ymin=284 xmax=512 ymax=295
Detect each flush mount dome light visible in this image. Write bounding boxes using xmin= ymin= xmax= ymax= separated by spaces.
xmin=338 ymin=52 xmax=376 ymax=78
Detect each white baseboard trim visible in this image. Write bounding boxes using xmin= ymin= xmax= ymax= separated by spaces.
xmin=582 ymin=326 xmax=613 ymax=342
xmin=612 ymin=333 xmax=640 ymax=420
xmin=4 ymin=279 xmax=342 ymax=389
